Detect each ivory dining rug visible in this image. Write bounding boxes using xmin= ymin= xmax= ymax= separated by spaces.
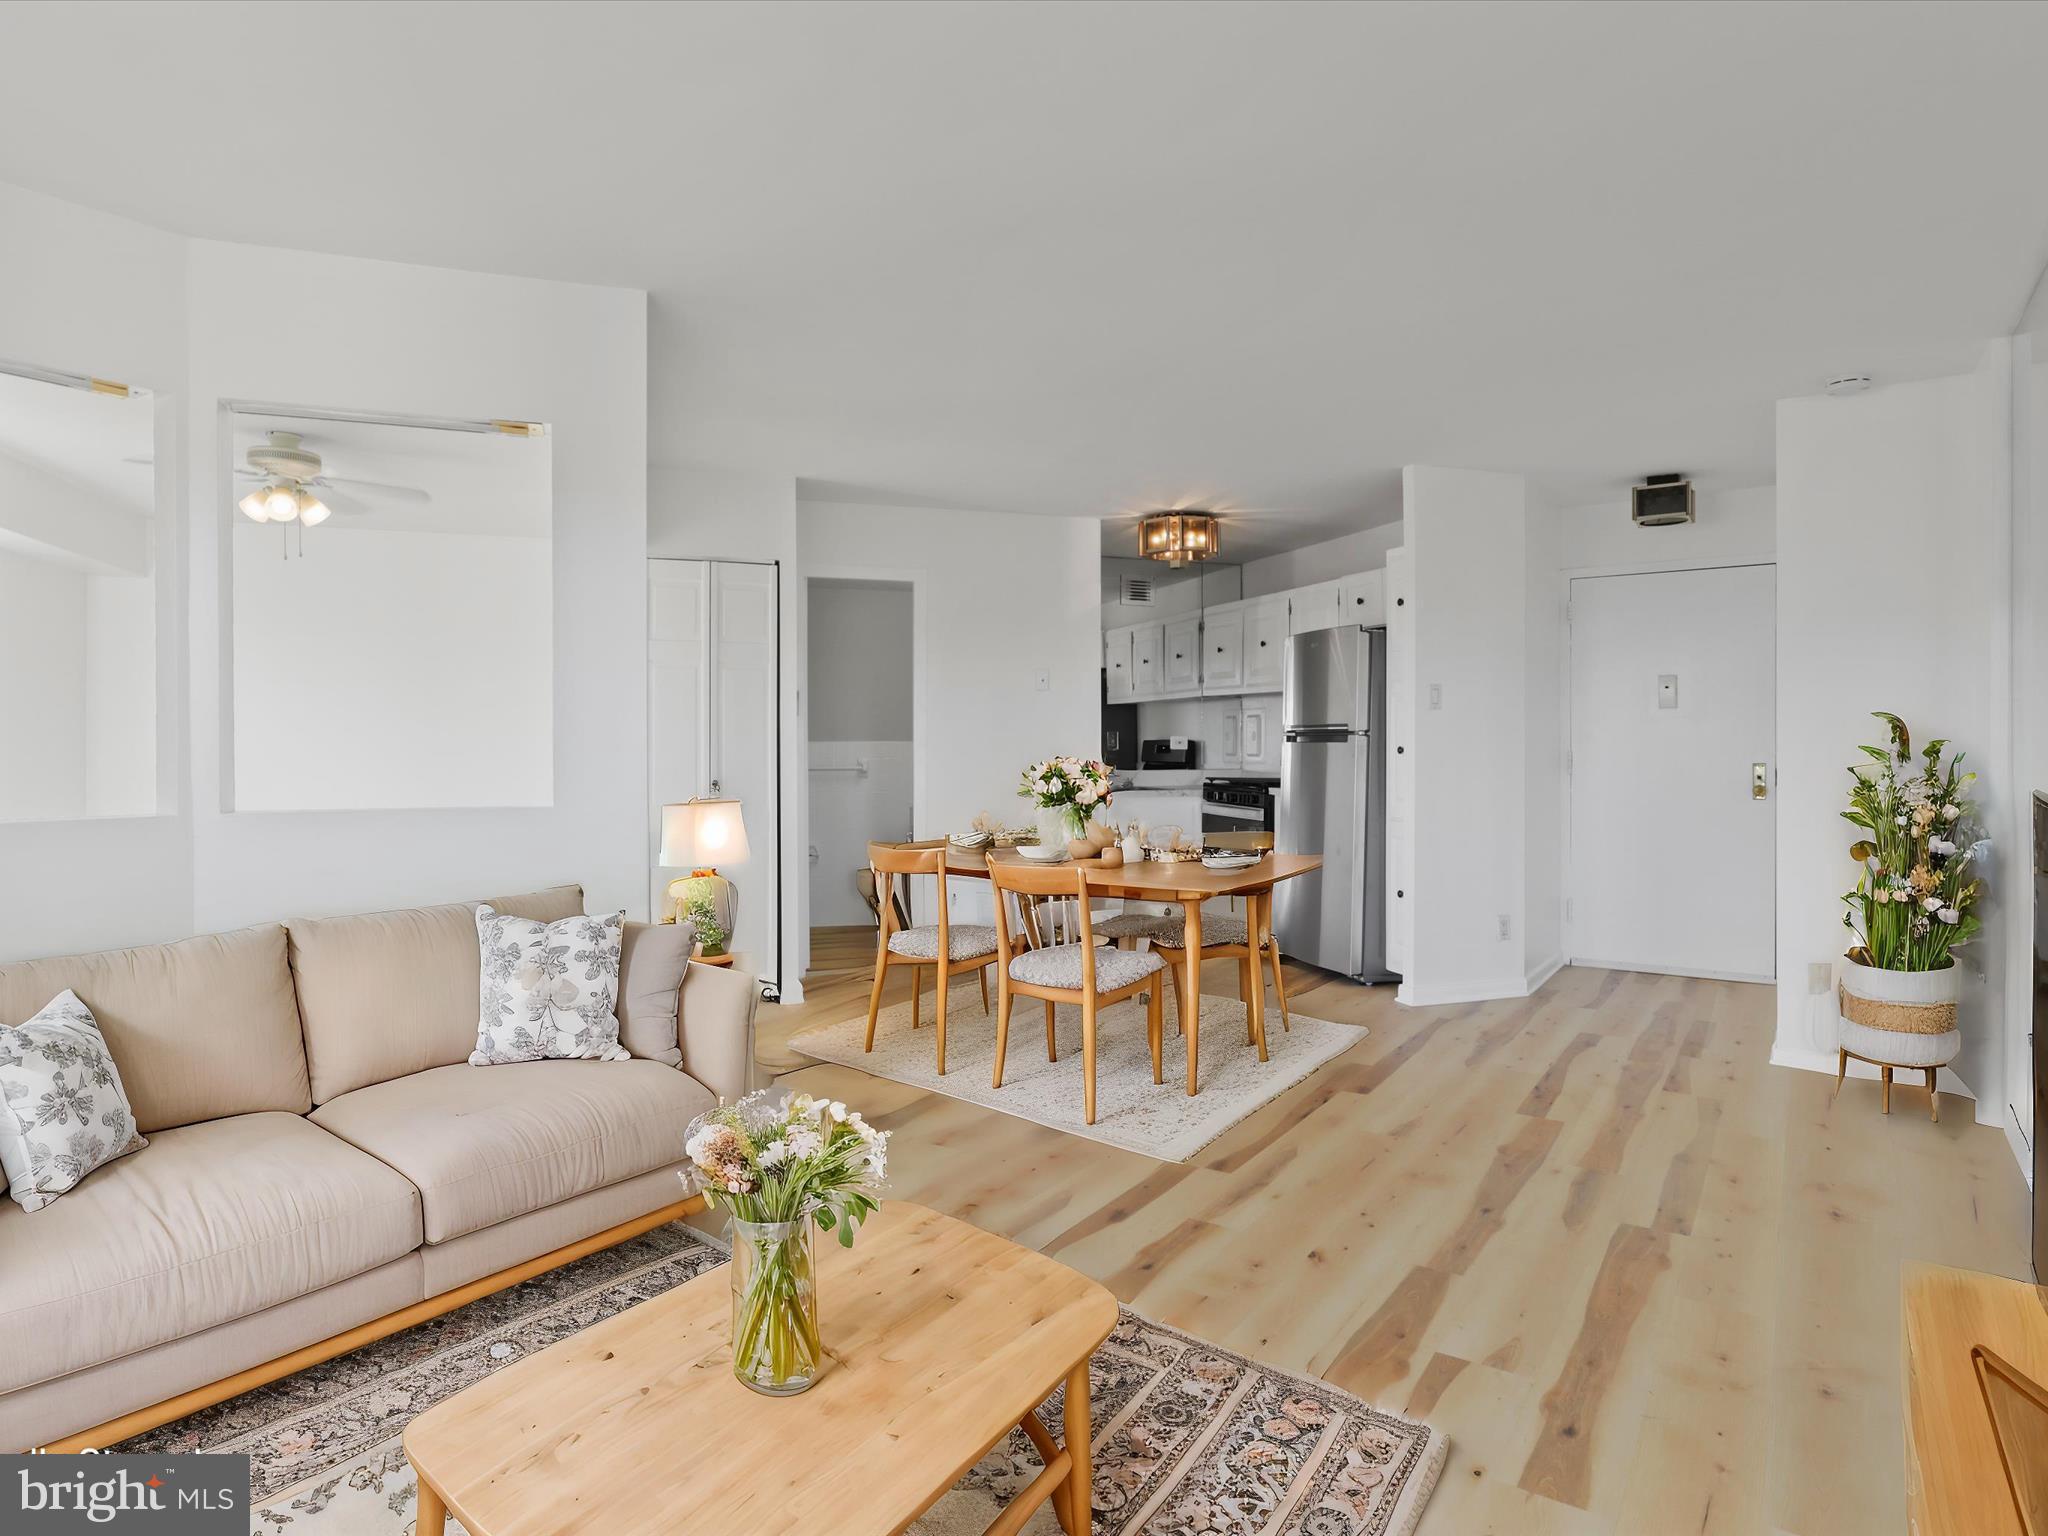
xmin=122 ymin=1221 xmax=1444 ymax=1536
xmin=788 ymin=983 xmax=1366 ymax=1161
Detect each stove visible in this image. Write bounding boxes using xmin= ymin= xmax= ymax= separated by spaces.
xmin=1201 ymin=776 xmax=1278 ymax=834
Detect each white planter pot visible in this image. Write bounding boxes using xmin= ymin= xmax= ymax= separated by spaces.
xmin=1838 ymin=956 xmax=1960 ymax=1037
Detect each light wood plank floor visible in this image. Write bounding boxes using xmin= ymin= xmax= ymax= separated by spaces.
xmin=765 ymin=927 xmax=2029 ymax=1534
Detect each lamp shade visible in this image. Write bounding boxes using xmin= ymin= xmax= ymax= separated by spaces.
xmin=660 ymin=798 xmax=750 ymax=869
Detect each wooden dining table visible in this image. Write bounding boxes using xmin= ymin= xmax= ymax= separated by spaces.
xmin=938 ymin=843 xmax=1324 ymax=1095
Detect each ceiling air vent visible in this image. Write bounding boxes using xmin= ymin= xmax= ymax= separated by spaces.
xmin=1119 ymin=574 xmax=1156 ymax=605
xmin=1631 ymin=473 xmax=1695 ymax=527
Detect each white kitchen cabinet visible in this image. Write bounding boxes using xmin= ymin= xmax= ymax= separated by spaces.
xmin=1131 ymin=622 xmax=1164 ymax=697
xmin=1243 ymin=596 xmax=1287 ymax=690
xmin=1338 ymin=569 xmax=1387 ymax=627
xmin=1162 ymin=615 xmax=1202 ymax=694
xmin=649 ymin=558 xmax=780 ymax=990
xmin=1287 ymin=580 xmax=1342 ymax=635
xmin=1202 ymin=603 xmax=1244 ymax=693
xmin=1104 ymin=625 xmax=1136 ymax=700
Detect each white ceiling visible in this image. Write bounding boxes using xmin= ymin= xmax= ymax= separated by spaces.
xmin=3 ymin=2 xmax=2046 ymax=560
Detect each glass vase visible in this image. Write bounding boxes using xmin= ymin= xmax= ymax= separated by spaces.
xmin=729 ymin=1215 xmax=821 ymax=1395
xmin=1037 ymin=804 xmax=1090 ymax=849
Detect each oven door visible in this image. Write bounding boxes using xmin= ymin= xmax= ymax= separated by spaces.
xmin=1202 ymin=801 xmax=1269 ymax=836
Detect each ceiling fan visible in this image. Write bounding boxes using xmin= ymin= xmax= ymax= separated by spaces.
xmin=232 ymin=430 xmax=432 ymax=525
xmin=123 ymin=429 xmax=434 ymax=526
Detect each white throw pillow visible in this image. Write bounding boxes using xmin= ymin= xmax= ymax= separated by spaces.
xmin=0 ymin=990 xmax=147 ymax=1211
xmin=471 ymin=905 xmax=631 ymax=1065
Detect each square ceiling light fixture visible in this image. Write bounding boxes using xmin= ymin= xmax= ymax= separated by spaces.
xmin=1138 ymin=510 xmax=1219 ymax=568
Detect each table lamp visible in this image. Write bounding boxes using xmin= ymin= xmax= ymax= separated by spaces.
xmin=659 ymin=798 xmax=749 ymax=956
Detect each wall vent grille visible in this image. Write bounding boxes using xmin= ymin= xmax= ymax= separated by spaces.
xmin=1120 ymin=575 xmax=1155 ymax=605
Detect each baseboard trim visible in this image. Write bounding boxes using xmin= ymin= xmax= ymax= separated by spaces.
xmin=1570 ymin=956 xmax=1774 ymax=986
xmin=1397 ymin=974 xmax=1542 ymax=1007
xmin=34 ymin=1193 xmax=708 ymax=1453
xmin=1524 ymin=953 xmax=1564 ymax=996
xmin=1396 ymin=954 xmax=1566 ymax=1009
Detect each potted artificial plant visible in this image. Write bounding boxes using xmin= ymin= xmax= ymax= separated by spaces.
xmin=1838 ymin=712 xmax=1985 ymax=1037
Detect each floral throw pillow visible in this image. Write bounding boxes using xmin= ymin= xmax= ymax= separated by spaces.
xmin=471 ymin=905 xmax=631 ymax=1066
xmin=0 ymin=990 xmax=148 ymax=1212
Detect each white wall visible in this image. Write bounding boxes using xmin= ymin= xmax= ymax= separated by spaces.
xmin=183 ymin=238 xmax=647 ymax=932
xmin=808 ymin=580 xmax=912 ymax=742
xmin=1775 ymin=353 xmax=2013 ymax=1125
xmin=1523 ymin=492 xmax=1563 ymax=979
xmin=0 ymin=183 xmax=190 ymax=961
xmin=2007 ymin=278 xmax=2048 ymax=1156
xmin=1242 ymin=521 xmax=1403 ymax=597
xmin=232 ymin=527 xmax=552 ymax=811
xmin=1400 ymin=465 xmax=1541 ymax=1003
xmin=1559 ymin=484 xmax=1776 ymax=570
xmin=0 ymin=180 xmax=650 ymax=964
xmin=798 ymin=499 xmax=1100 ymax=928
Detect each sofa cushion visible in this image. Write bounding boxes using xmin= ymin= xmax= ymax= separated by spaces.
xmin=0 ymin=1112 xmax=422 ymax=1393
xmin=287 ymin=886 xmax=585 ymax=1104
xmin=0 ymin=925 xmax=308 ymax=1135
xmin=617 ymin=921 xmax=692 ymax=1066
xmin=310 ymin=1059 xmax=713 ymax=1243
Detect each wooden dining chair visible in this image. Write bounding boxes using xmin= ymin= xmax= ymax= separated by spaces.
xmin=1149 ymin=891 xmax=1288 ymax=1060
xmin=987 ymin=858 xmax=1166 ymax=1124
xmin=861 ymin=841 xmax=999 ymax=1076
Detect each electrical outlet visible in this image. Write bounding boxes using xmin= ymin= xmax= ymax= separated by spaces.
xmin=1809 ymin=961 xmax=1832 ymax=995
xmin=1429 ymin=683 xmax=1444 ymax=711
xmin=1497 ymin=914 xmax=1511 ymax=941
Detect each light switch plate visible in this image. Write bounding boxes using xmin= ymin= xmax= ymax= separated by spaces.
xmin=1034 ymin=669 xmax=1051 ymax=692
xmin=1658 ymin=674 xmax=1678 ymax=709
xmin=1428 ymin=683 xmax=1443 ymax=710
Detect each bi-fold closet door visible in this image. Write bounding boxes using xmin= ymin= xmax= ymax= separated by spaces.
xmin=649 ymin=558 xmax=779 ymax=991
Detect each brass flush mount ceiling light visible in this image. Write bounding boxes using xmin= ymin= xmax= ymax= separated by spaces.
xmin=1138 ymin=510 xmax=1219 ymax=568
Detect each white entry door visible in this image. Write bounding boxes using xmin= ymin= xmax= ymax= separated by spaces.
xmin=1568 ymin=564 xmax=1775 ymax=980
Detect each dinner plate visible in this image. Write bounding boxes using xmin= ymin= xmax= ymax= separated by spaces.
xmin=1201 ymin=852 xmax=1262 ymax=870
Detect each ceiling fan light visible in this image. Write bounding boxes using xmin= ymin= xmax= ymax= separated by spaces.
xmin=265 ymin=485 xmax=299 ymax=522
xmin=238 ymin=489 xmax=271 ymax=522
xmin=297 ymin=490 xmax=331 ymax=527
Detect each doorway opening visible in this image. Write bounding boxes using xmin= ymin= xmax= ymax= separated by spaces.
xmin=806 ymin=577 xmax=914 ymax=977
xmin=1565 ymin=562 xmax=1777 ymax=982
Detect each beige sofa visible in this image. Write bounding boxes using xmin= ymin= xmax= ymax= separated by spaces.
xmin=0 ymin=885 xmax=758 ymax=1451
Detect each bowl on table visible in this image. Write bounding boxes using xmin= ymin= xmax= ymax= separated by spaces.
xmin=1015 ymin=843 xmax=1071 ymax=864
xmin=1201 ymin=850 xmax=1263 ymax=871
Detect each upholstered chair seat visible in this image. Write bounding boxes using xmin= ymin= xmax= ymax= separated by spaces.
xmin=887 ymin=924 xmax=999 ymax=962
xmin=1008 ymin=943 xmax=1164 ymax=992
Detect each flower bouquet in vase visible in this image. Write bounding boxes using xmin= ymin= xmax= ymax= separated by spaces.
xmin=1838 ymin=713 xmax=1986 ymax=1047
xmin=682 ymin=1091 xmax=889 ymax=1395
xmin=1018 ymin=754 xmax=1114 ymax=847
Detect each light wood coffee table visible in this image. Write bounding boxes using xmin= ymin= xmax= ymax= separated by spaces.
xmin=405 ymin=1202 xmax=1118 ymax=1536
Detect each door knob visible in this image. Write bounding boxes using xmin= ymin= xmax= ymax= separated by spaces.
xmin=1752 ymin=762 xmax=1769 ymax=800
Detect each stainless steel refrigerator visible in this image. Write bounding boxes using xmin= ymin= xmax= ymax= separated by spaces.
xmin=1275 ymin=626 xmax=1395 ymax=982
